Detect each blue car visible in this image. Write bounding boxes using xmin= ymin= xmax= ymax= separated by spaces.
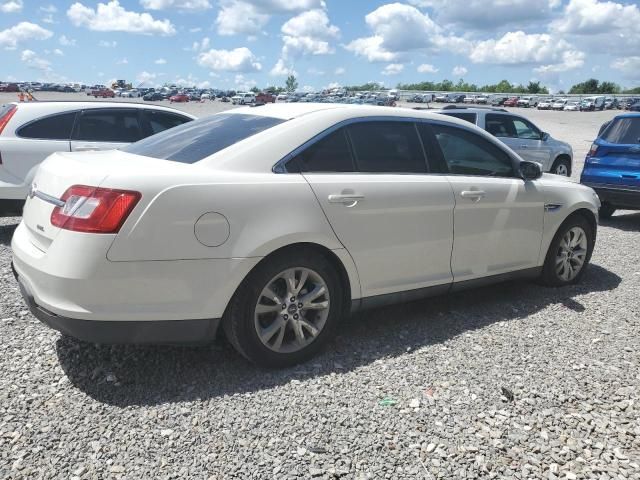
xmin=581 ymin=113 xmax=640 ymax=218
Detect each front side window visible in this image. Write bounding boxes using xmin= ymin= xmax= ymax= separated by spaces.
xmin=431 ymin=124 xmax=514 ymax=177
xmin=347 ymin=121 xmax=427 ymax=173
xmin=512 ymin=117 xmax=542 ymax=140
xmin=602 ymin=118 xmax=640 ymax=144
xmin=124 ymin=113 xmax=284 ymax=163
xmin=288 ymin=129 xmax=354 ymax=172
xmin=73 ymin=109 xmax=142 ymax=143
xmin=18 ymin=111 xmax=77 ymax=140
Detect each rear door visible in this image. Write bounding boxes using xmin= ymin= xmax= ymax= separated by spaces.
xmin=485 ymin=114 xmax=552 ymax=168
xmin=70 ymin=108 xmax=144 ymax=152
xmin=292 ymin=120 xmax=455 ymax=298
xmin=0 ymin=110 xmax=76 ymax=197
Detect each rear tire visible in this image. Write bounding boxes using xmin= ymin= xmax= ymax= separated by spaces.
xmin=599 ymin=202 xmax=616 ymax=219
xmin=223 ymin=249 xmax=343 ymax=368
xmin=541 ymin=215 xmax=594 ymax=287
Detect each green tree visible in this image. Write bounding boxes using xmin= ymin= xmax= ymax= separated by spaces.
xmin=527 ymin=81 xmax=542 ymax=94
xmin=598 ymin=81 xmax=620 ymax=94
xmin=569 ymin=78 xmax=600 ymax=94
xmin=285 ymin=75 xmax=298 ymax=93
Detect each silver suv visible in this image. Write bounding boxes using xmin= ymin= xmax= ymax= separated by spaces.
xmin=435 ymin=106 xmax=573 ymax=176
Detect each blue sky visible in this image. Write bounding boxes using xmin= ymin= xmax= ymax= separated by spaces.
xmin=1 ymin=0 xmax=639 ymax=92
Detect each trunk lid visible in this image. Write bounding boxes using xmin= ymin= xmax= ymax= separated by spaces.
xmin=587 ymin=141 xmax=640 ymax=187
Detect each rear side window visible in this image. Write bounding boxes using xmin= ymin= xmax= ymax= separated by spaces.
xmin=602 ymin=118 xmax=640 ymax=144
xmin=485 ymin=114 xmax=516 ymax=138
xmin=348 ymin=121 xmax=427 ymax=173
xmin=123 ymin=113 xmax=284 ymax=163
xmin=18 ymin=111 xmax=77 ymax=140
xmin=73 ymin=109 xmax=143 ymax=143
xmin=288 ymin=129 xmax=355 ymax=172
xmin=144 ymin=110 xmax=192 ymax=135
xmin=441 ymin=112 xmax=477 ymax=124
xmin=431 ymin=124 xmax=514 ymax=177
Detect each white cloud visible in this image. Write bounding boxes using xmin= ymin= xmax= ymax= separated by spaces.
xmin=41 ymin=14 xmax=56 ymax=24
xmin=417 ymin=63 xmax=438 ymax=73
xmin=452 ymin=65 xmax=468 ymax=77
xmin=301 ymin=85 xmax=315 ymax=93
xmin=325 ymin=81 xmax=341 ymax=90
xmin=269 ymin=58 xmax=296 ymax=76
xmin=0 ymin=22 xmax=52 ymax=50
xmin=551 ymin=0 xmax=640 ymax=55
xmin=345 ymin=3 xmax=469 ymax=62
xmin=197 ymin=47 xmax=262 ymax=72
xmin=334 ymin=67 xmax=345 ymax=75
xmin=189 ymin=27 xmax=202 ymax=33
xmin=117 ymin=58 xmax=128 ymax=64
xmin=281 ymin=9 xmax=339 ymax=58
xmin=189 ymin=37 xmax=210 ymax=51
xmin=611 ymin=56 xmax=640 ymax=81
xmin=0 ymin=0 xmax=23 ymax=13
xmin=234 ymin=73 xmax=257 ymax=91
xmin=215 ymin=0 xmax=324 ymax=37
xmin=21 ymin=49 xmax=51 ymax=71
xmin=307 ymin=67 xmax=325 ymax=75
xmin=67 ymin=1 xmax=176 ymax=36
xmin=39 ymin=4 xmax=57 ymax=13
xmin=470 ymin=31 xmax=584 ymax=71
xmin=534 ymin=50 xmax=585 ymax=74
xmin=381 ymin=63 xmax=404 ymax=75
xmin=59 ymin=34 xmax=76 ymax=46
xmin=137 ymin=70 xmax=157 ymax=83
xmin=140 ymin=0 xmax=211 ymax=10
xmin=98 ymin=40 xmax=117 ymax=47
xmin=408 ymin=0 xmax=559 ymax=29
xmin=154 ymin=58 xmax=167 ymax=64
xmin=53 ymin=48 xmax=64 ymax=56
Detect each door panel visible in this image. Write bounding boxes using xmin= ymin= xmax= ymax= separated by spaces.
xmin=304 ymin=174 xmax=455 ymax=297
xmin=447 ymin=176 xmax=544 ymax=280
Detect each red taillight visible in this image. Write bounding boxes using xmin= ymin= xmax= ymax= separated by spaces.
xmin=0 ymin=105 xmax=17 ymax=136
xmin=51 ymin=185 xmax=141 ymax=234
xmin=587 ymin=143 xmax=598 ymax=157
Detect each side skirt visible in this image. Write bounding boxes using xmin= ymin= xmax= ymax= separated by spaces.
xmin=351 ymin=267 xmax=542 ymax=313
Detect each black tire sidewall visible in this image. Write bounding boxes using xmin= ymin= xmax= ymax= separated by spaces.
xmin=599 ymin=203 xmax=616 ymax=219
xmin=224 ymin=251 xmax=343 ymax=368
xmin=553 ymin=158 xmax=571 ymax=176
xmin=542 ymin=216 xmax=594 ymax=286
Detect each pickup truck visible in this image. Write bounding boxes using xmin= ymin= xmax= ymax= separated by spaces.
xmin=92 ymin=88 xmax=115 ymax=98
xmin=255 ymin=92 xmax=275 ymax=103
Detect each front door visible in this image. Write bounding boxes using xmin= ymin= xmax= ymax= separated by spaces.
xmin=427 ymin=122 xmax=545 ymax=281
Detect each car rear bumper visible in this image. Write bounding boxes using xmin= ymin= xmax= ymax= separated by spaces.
xmin=582 ymin=182 xmax=640 ymax=210
xmin=13 ymin=262 xmax=220 ymax=344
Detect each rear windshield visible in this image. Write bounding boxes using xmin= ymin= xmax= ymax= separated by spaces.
xmin=601 ymin=118 xmax=640 ymax=144
xmin=123 ymin=113 xmax=284 ymax=163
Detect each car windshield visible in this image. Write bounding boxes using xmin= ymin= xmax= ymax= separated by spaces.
xmin=123 ymin=113 xmax=285 ymax=163
xmin=601 ymin=117 xmax=640 ymax=144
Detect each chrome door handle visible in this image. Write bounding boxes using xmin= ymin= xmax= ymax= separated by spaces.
xmin=74 ymin=146 xmax=98 ymax=151
xmin=460 ymin=190 xmax=486 ymax=199
xmin=328 ymin=194 xmax=364 ymax=206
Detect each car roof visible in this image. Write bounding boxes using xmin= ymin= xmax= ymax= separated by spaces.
xmin=613 ymin=113 xmax=640 ymax=118
xmin=3 ymin=100 xmax=195 ymax=115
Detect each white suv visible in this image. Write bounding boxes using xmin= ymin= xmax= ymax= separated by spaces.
xmin=231 ymin=93 xmax=255 ymax=105
xmin=0 ymin=101 xmax=195 ymax=216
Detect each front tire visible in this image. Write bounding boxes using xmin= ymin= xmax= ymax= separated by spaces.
xmin=223 ymin=250 xmax=343 ymax=368
xmin=552 ymin=157 xmax=571 ymax=176
xmin=541 ymin=215 xmax=594 ymax=287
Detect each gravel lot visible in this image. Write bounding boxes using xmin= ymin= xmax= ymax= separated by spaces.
xmin=1 ymin=94 xmax=639 ymax=479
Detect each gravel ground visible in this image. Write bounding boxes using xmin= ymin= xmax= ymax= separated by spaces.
xmin=1 ymin=95 xmax=639 ymax=479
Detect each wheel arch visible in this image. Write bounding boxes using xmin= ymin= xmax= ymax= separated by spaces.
xmin=225 ymin=242 xmax=360 ymax=318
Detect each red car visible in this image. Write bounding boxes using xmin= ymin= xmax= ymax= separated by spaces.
xmin=169 ymin=94 xmax=189 ymax=103
xmin=92 ymin=89 xmax=115 ymax=98
xmin=503 ymin=96 xmax=519 ymax=107
xmin=255 ymin=92 xmax=275 ymax=103
xmin=0 ymin=83 xmax=19 ymax=92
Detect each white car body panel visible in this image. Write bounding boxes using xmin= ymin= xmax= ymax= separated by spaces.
xmin=12 ymin=104 xmax=599 ymax=333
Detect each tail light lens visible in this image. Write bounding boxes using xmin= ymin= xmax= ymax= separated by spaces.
xmin=51 ymin=185 xmax=141 ymax=234
xmin=587 ymin=143 xmax=598 ymax=157
xmin=0 ymin=104 xmax=17 ymax=136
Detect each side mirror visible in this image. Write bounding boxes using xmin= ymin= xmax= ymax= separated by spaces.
xmin=520 ymin=160 xmax=543 ymax=180
xmin=541 ymin=132 xmax=550 ymax=141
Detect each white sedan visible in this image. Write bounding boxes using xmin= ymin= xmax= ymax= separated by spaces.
xmin=12 ymin=104 xmax=600 ymax=367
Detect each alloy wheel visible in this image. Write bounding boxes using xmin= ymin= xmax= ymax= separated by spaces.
xmin=555 ymin=226 xmax=588 ymax=281
xmin=555 ymin=163 xmax=569 ymax=176
xmin=254 ymin=267 xmax=330 ymax=354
